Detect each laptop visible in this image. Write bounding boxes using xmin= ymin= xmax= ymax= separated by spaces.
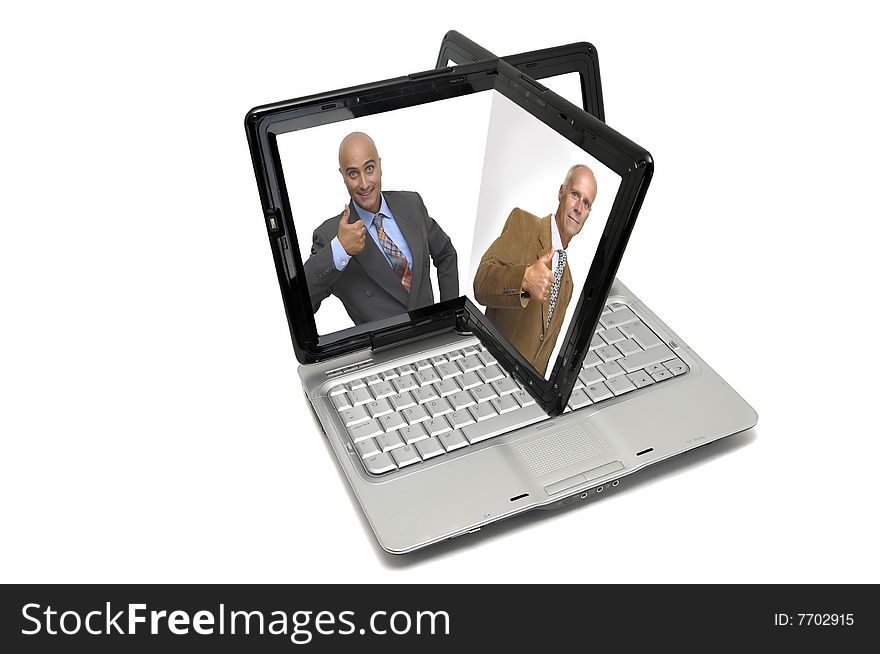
xmin=245 ymin=51 xmax=756 ymax=553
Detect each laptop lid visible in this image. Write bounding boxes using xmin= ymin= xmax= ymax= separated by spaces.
xmin=435 ymin=30 xmax=604 ymax=120
xmin=244 ymin=58 xmax=651 ymax=416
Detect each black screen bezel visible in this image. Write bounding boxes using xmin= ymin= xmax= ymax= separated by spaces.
xmin=435 ymin=30 xmax=604 ymax=122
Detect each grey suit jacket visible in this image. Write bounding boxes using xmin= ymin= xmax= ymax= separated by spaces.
xmin=304 ymin=191 xmax=459 ymax=325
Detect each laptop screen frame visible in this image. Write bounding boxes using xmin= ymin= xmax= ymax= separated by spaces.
xmin=435 ymin=30 xmax=605 ymax=122
xmin=244 ymin=58 xmax=651 ymax=416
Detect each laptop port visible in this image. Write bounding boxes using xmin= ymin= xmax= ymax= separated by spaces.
xmin=596 ymin=486 xmax=604 ymax=493
xmin=580 ymin=492 xmax=588 ymax=499
xmin=612 ymin=480 xmax=620 ymax=487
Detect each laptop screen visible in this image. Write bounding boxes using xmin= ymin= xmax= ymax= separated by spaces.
xmin=275 ymin=88 xmax=618 ymax=381
xmin=275 ymin=89 xmax=490 ymax=339
xmin=470 ymin=91 xmax=617 ymax=378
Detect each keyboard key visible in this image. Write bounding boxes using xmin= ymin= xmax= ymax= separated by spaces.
xmin=512 ymin=389 xmax=536 ymax=407
xmin=340 ymin=405 xmax=369 ymax=427
xmin=371 ymin=380 xmax=395 ymax=399
xmin=458 ymin=371 xmax=481 ymax=389
xmin=364 ymin=452 xmax=396 ymax=475
xmin=389 ymin=391 xmax=416 ymax=411
xmin=381 ymin=369 xmax=399 ymax=381
xmin=573 ymin=375 xmax=585 ymax=390
xmin=616 ymin=338 xmax=642 ymax=357
xmin=349 ymin=419 xmax=383 ymax=443
xmin=596 ymin=345 xmax=622 ymax=363
xmin=478 ymin=349 xmax=497 ymax=366
xmin=590 ymin=334 xmax=604 ymax=350
xmin=567 ymin=388 xmax=592 ymax=410
xmin=470 ymin=383 xmax=499 ymax=403
xmin=435 ymin=361 xmax=462 ymax=380
xmin=449 ymin=390 xmax=476 ymax=410
xmin=426 ymin=397 xmax=453 ymax=418
xmin=393 ymin=375 xmax=419 ymax=393
xmin=377 ymin=412 xmax=406 ymax=433
xmin=355 ymin=438 xmax=381 ymax=459
xmin=430 ymin=355 xmax=448 ymax=366
xmin=399 ymin=422 xmax=428 ymax=444
xmin=347 ymin=378 xmax=366 ymax=391
xmin=390 ymin=445 xmax=421 ymax=468
xmin=597 ymin=361 xmax=625 ymax=379
xmin=490 ymin=393 xmax=519 ymax=415
xmin=448 ymin=409 xmax=476 ymax=429
xmin=415 ymin=437 xmax=445 ymax=460
xmin=424 ymin=416 xmax=452 ymax=437
xmin=414 ymin=359 xmax=432 ymax=371
xmin=376 ymin=431 xmax=405 ymax=452
xmin=599 ymin=307 xmax=639 ymax=329
xmin=469 ymin=402 xmax=497 ymax=422
xmin=412 ymin=385 xmax=440 ymax=405
xmin=478 ymin=364 xmax=505 ymax=383
xmin=401 ymin=404 xmax=430 ymax=425
xmin=416 ymin=368 xmax=441 ymax=387
xmin=583 ymin=351 xmax=602 ymax=367
xmin=434 ymin=377 xmax=460 ymax=397
xmin=618 ymin=345 xmax=675 ymax=374
xmin=331 ymin=393 xmax=352 ymax=411
xmin=446 ymin=349 xmax=464 ymax=361
xmin=462 ymin=345 xmax=480 ymax=356
xmin=396 ymin=364 xmax=416 ymax=376
xmin=609 ymin=302 xmax=628 ymax=311
xmin=584 ymin=382 xmax=614 ymax=403
xmin=606 ymin=375 xmax=637 ymax=396
xmin=664 ymin=359 xmax=688 ymax=376
xmin=598 ymin=327 xmax=624 ymax=344
xmin=348 ymin=387 xmax=373 ymax=406
xmin=366 ymin=398 xmax=393 ymax=418
xmin=328 ymin=385 xmax=347 ymax=397
xmin=580 ymin=368 xmax=604 ymax=385
xmin=438 ymin=430 xmax=468 ymax=452
xmin=627 ymin=371 xmax=654 ymax=388
xmin=620 ymin=321 xmax=663 ymax=349
xmin=365 ymin=373 xmax=382 ymax=386
xmin=651 ymin=369 xmax=673 ymax=382
xmin=492 ymin=377 xmax=519 ymax=396
xmin=459 ymin=354 xmax=483 ymax=372
xmin=461 ymin=403 xmax=546 ymax=444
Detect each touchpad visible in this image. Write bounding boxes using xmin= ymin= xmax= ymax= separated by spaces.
xmin=517 ymin=423 xmax=618 ymax=485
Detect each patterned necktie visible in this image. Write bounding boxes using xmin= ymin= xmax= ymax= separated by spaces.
xmin=546 ymin=249 xmax=567 ymax=327
xmin=374 ymin=213 xmax=412 ymax=292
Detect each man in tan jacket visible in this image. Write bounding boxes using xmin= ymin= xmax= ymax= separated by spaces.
xmin=473 ymin=165 xmax=597 ymax=375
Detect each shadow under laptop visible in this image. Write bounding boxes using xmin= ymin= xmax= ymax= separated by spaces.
xmin=311 ymin=405 xmax=757 ymax=566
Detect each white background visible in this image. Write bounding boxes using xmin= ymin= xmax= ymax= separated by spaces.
xmin=2 ymin=1 xmax=878 ymax=583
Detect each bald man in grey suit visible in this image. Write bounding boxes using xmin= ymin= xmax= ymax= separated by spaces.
xmin=305 ymin=133 xmax=459 ymax=325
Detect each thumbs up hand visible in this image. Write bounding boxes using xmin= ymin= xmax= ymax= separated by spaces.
xmin=522 ymin=249 xmax=555 ymax=303
xmin=337 ymin=205 xmax=366 ymax=256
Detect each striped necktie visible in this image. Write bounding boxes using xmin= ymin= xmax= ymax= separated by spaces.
xmin=374 ymin=213 xmax=412 ymax=292
xmin=546 ymin=249 xmax=567 ymax=327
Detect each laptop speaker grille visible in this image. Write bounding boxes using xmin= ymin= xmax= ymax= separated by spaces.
xmin=516 ymin=424 xmax=610 ymax=477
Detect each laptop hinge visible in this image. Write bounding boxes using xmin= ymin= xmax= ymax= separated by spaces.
xmin=369 ymin=308 xmax=465 ymax=354
xmin=455 ymin=309 xmax=473 ymax=335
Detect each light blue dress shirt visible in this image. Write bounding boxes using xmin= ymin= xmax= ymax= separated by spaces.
xmin=330 ymin=194 xmax=414 ymax=272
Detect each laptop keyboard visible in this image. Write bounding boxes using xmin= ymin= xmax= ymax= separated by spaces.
xmin=327 ymin=302 xmax=689 ymax=476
